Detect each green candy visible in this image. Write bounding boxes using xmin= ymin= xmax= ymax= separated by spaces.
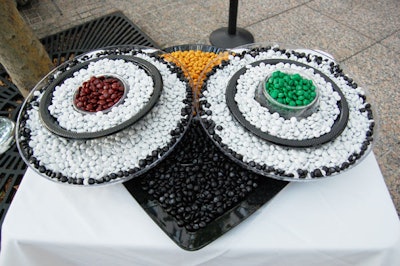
xmin=272 ymin=72 xmax=280 ymax=78
xmin=283 ymin=75 xmax=290 ymax=82
xmin=292 ymin=73 xmax=301 ymax=80
xmin=265 ymin=70 xmax=317 ymax=107
xmin=270 ymin=90 xmax=278 ymax=99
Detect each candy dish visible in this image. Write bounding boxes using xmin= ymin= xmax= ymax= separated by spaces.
xmin=72 ymin=73 xmax=128 ymax=114
xmin=259 ymin=67 xmax=320 ymax=119
xmin=16 ymin=46 xmax=193 ymax=186
xmin=199 ymin=43 xmax=375 ymax=181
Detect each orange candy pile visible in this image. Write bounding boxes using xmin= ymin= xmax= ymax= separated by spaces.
xmin=164 ymin=50 xmax=230 ymax=94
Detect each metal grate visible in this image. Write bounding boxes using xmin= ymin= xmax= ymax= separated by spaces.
xmin=0 ymin=11 xmax=159 ymax=233
xmin=0 ymin=66 xmax=27 ymax=229
xmin=40 ymin=11 xmax=160 ymax=65
xmin=0 ymin=69 xmax=25 ymax=121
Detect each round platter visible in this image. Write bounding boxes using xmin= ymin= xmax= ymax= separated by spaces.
xmin=199 ymin=44 xmax=375 ymax=181
xmin=39 ymin=55 xmax=163 ymax=139
xmin=16 ymin=46 xmax=193 ymax=186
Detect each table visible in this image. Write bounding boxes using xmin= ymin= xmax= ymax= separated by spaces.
xmin=1 ymin=153 xmax=399 ymax=266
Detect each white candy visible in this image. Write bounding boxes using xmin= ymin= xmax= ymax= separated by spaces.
xmin=24 ymin=51 xmax=189 ymax=184
xmin=201 ymin=47 xmax=373 ymax=179
xmin=49 ymin=59 xmax=155 ymax=133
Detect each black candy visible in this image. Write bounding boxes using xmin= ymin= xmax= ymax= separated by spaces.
xmin=140 ymin=120 xmax=261 ymax=232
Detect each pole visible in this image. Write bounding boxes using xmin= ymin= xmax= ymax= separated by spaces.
xmin=209 ymin=0 xmax=254 ymax=49
xmin=228 ymin=0 xmax=238 ymax=35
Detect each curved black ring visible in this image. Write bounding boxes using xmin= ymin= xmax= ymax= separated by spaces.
xmin=39 ymin=55 xmax=163 ymax=140
xmin=225 ymin=59 xmax=349 ymax=148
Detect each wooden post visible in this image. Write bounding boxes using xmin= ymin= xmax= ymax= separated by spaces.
xmin=0 ymin=0 xmax=53 ymax=97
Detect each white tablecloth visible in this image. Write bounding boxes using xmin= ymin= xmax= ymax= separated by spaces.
xmin=1 ymin=153 xmax=399 ymax=266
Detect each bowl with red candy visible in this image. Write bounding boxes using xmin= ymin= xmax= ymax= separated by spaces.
xmin=73 ymin=74 xmax=128 ymax=114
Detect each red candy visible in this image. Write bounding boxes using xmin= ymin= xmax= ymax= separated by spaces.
xmin=74 ymin=76 xmax=124 ymax=112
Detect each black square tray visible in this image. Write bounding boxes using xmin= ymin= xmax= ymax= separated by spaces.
xmin=124 ymin=119 xmax=288 ymax=250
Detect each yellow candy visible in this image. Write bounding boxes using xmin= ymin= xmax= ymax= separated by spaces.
xmin=163 ymin=50 xmax=230 ymax=95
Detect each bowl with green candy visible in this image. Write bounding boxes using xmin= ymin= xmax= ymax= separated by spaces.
xmin=260 ymin=68 xmax=319 ymax=119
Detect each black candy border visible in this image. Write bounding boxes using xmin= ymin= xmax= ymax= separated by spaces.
xmin=198 ymin=46 xmax=375 ymax=180
xmin=17 ymin=48 xmax=193 ymax=186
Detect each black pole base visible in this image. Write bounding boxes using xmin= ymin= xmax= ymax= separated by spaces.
xmin=209 ymin=27 xmax=254 ymax=49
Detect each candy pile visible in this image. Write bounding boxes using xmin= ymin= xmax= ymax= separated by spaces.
xmin=266 ymin=70 xmax=316 ymax=107
xmin=74 ymin=75 xmax=125 ymax=112
xmin=141 ymin=119 xmax=261 ymax=231
xmin=163 ymin=49 xmax=230 ymax=94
